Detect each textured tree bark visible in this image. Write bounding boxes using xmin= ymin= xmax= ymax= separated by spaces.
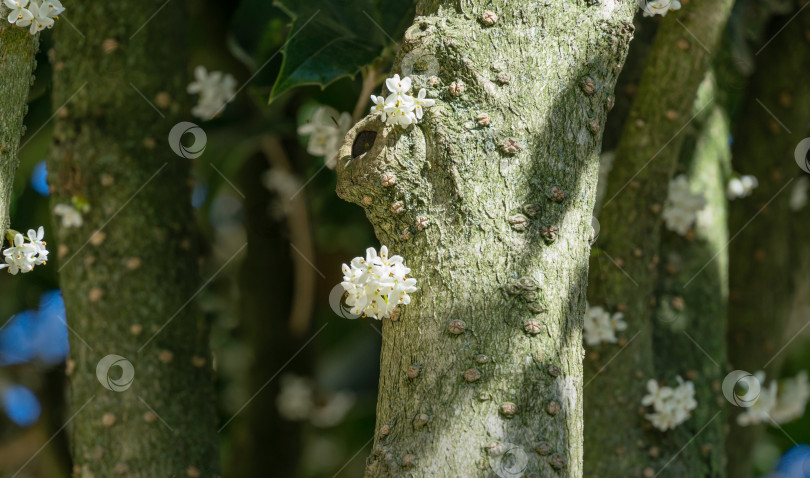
xmin=49 ymin=1 xmax=220 ymax=476
xmin=584 ymin=0 xmax=734 ymax=475
xmin=725 ymin=9 xmax=810 ymax=477
xmin=648 ymin=74 xmax=730 ymax=477
xmin=0 ymin=11 xmax=39 ymax=242
xmin=336 ymin=1 xmax=637 ymax=476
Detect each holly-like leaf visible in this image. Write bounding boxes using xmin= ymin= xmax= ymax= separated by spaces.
xmin=269 ymin=0 xmax=414 ymax=102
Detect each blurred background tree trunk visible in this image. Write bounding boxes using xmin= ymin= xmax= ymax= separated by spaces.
xmin=224 ymin=141 xmax=311 ymax=477
xmin=726 ymin=6 xmax=810 ymax=476
xmin=585 ymin=0 xmax=734 ymax=475
xmin=48 ymin=0 xmax=220 ymax=475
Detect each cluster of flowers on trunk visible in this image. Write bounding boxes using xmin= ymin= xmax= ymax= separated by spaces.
xmin=369 ymin=74 xmax=435 ymax=127
xmin=340 ymin=245 xmax=417 ymax=320
xmin=662 ymin=174 xmax=707 ymax=235
xmin=642 ymin=376 xmax=698 ymax=431
xmin=583 ymin=304 xmax=627 ymax=346
xmin=1 ymin=227 xmax=48 ymax=275
xmin=297 ymin=105 xmax=351 ymax=169
xmin=187 ymin=66 xmax=236 ymax=120
xmin=4 ymin=0 xmax=63 ymax=34
xmin=737 ymin=370 xmax=810 ymax=426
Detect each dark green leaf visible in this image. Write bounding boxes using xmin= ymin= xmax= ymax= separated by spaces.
xmin=269 ymin=0 xmax=414 ymax=102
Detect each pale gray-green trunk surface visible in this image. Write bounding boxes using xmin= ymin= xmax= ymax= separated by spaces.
xmin=337 ymin=1 xmax=637 ymax=476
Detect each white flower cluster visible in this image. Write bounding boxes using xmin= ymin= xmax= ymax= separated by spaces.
xmin=726 ymin=175 xmax=758 ymax=200
xmin=662 ymin=174 xmax=707 ymax=236
xmin=187 ymin=66 xmax=236 ymax=121
xmin=642 ymin=376 xmax=698 ymax=431
xmin=276 ymin=374 xmax=355 ymax=427
xmin=1 ymin=227 xmax=48 ymax=275
xmin=4 ymin=0 xmax=63 ymax=35
xmin=340 ymin=246 xmax=417 ymax=320
xmin=297 ymin=105 xmax=351 ymax=169
xmin=737 ymin=371 xmax=810 ymax=426
xmin=642 ymin=0 xmax=681 ymax=17
xmin=369 ymin=74 xmax=435 ymax=127
xmin=583 ymin=304 xmax=627 ymax=346
xmin=790 ymin=176 xmax=809 ymax=212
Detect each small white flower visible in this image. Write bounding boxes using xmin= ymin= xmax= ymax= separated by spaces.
xmin=1 ymin=233 xmax=36 ymax=275
xmin=642 ymin=376 xmax=697 ymax=431
xmin=790 ymin=176 xmax=809 ymax=212
xmin=662 ymin=174 xmax=707 ymax=236
xmin=727 ymin=175 xmax=758 ymax=200
xmin=737 ymin=378 xmax=778 ymax=426
xmin=583 ymin=304 xmax=626 ymax=346
xmin=339 ymin=245 xmax=417 ymax=320
xmin=310 ymin=391 xmax=355 ymax=428
xmin=385 ymin=74 xmax=412 ymax=95
xmin=413 ymin=88 xmax=435 ymax=119
xmin=770 ymin=371 xmax=810 ymax=425
xmin=642 ymin=379 xmax=673 ymax=409
xmin=26 ymin=227 xmax=48 ymax=265
xmin=642 ymin=0 xmax=681 ymax=17
xmin=383 ymin=96 xmax=417 ymax=127
xmin=369 ymin=95 xmax=387 ymax=122
xmin=187 ymin=65 xmax=237 ymax=120
xmin=297 ymin=105 xmax=351 ymax=169
xmin=0 ymin=228 xmax=48 ymax=275
xmin=4 ymin=0 xmax=33 ymax=26
xmin=53 ymin=203 xmax=83 ymax=228
xmin=27 ymin=1 xmax=54 ymax=34
xmin=39 ymin=0 xmax=64 ymax=18
xmin=369 ymin=75 xmax=434 ymax=127
xmin=276 ymin=374 xmax=314 ymax=421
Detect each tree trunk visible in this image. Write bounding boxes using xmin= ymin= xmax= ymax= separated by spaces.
xmin=49 ymin=1 xmax=220 ymax=476
xmin=0 ymin=12 xmax=39 ymax=241
xmin=725 ymin=7 xmax=810 ymax=476
xmin=648 ymin=73 xmax=730 ymax=477
xmin=584 ymin=0 xmax=734 ymax=475
xmin=336 ymin=1 xmax=636 ymax=475
xmin=225 ymin=144 xmax=310 ymax=477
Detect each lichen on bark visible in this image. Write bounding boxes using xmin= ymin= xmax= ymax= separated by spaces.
xmin=336 ymin=1 xmax=637 ymax=475
xmin=48 ymin=1 xmax=220 ymax=476
xmin=0 ymin=12 xmax=39 ymax=242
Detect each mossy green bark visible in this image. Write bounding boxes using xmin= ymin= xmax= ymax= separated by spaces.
xmin=0 ymin=11 xmax=39 ymax=242
xmin=48 ymin=1 xmax=220 ymax=476
xmin=725 ymin=10 xmax=810 ymax=477
xmin=585 ymin=0 xmax=734 ymax=476
xmin=336 ymin=1 xmax=637 ymax=476
xmin=648 ymin=75 xmax=730 ymax=477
